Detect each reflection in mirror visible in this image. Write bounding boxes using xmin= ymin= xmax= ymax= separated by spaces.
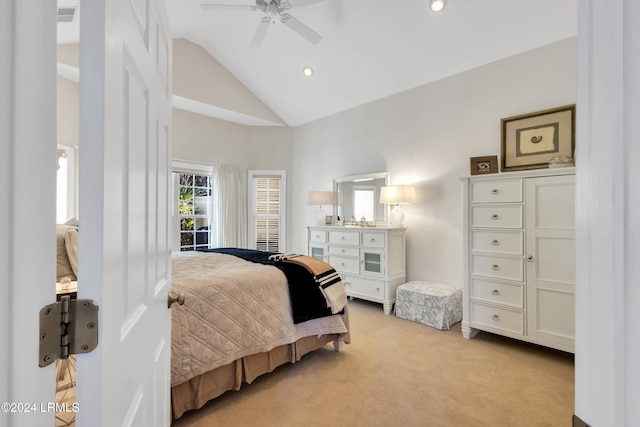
xmin=333 ymin=172 xmax=388 ymax=223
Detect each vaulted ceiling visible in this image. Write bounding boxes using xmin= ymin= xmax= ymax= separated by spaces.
xmin=58 ymin=0 xmax=578 ymax=127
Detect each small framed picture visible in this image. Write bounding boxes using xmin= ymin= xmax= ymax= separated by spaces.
xmin=325 ymin=215 xmax=333 ymax=225
xmin=501 ymin=105 xmax=575 ymax=171
xmin=470 ymin=155 xmax=498 ymax=175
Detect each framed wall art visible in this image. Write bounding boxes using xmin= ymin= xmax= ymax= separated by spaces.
xmin=470 ymin=155 xmax=498 ymax=175
xmin=500 ymin=105 xmax=575 ymax=171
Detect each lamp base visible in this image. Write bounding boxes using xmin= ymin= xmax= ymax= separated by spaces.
xmin=389 ymin=205 xmax=405 ymax=227
xmin=315 ymin=207 xmax=326 ymax=226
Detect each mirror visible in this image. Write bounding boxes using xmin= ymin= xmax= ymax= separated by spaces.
xmin=333 ymin=172 xmax=389 ymax=224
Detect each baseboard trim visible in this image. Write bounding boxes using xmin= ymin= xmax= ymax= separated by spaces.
xmin=573 ymin=415 xmax=590 ymax=427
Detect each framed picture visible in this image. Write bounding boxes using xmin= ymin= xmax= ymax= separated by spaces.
xmin=470 ymin=155 xmax=498 ymax=175
xmin=501 ymin=105 xmax=575 ymax=171
xmin=325 ymin=215 xmax=333 ymax=225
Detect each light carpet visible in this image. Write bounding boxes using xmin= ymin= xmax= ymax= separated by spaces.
xmin=172 ymin=299 xmax=574 ymax=427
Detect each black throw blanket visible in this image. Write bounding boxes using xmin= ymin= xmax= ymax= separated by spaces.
xmin=198 ymin=248 xmax=337 ymax=324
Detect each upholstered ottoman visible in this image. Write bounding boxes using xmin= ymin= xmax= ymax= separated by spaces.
xmin=395 ymin=281 xmax=462 ymax=330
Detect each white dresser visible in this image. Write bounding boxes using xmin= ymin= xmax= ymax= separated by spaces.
xmin=306 ymin=226 xmax=406 ymax=314
xmin=461 ymin=168 xmax=575 ymax=352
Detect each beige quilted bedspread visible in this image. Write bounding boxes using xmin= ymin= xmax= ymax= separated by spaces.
xmin=170 ymin=251 xmax=349 ymax=387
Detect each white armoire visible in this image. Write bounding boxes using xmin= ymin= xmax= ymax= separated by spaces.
xmin=461 ymin=168 xmax=575 ymax=353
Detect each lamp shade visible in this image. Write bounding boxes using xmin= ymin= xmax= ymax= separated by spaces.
xmin=307 ymin=191 xmax=333 ymax=206
xmin=379 ymin=185 xmax=415 ymax=205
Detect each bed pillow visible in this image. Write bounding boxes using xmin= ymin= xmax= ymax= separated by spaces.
xmin=56 ymin=224 xmax=78 ymax=282
xmin=64 ymin=217 xmax=79 ymax=227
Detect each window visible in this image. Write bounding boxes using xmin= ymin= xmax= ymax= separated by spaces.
xmin=249 ymin=171 xmax=286 ymax=252
xmin=172 ymin=161 xmax=214 ymax=252
xmin=56 ymin=145 xmax=75 ymax=223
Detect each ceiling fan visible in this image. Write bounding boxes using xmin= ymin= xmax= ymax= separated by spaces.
xmin=200 ymin=0 xmax=323 ymax=48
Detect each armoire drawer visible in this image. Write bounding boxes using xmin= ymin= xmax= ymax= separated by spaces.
xmin=470 ymin=302 xmax=524 ymax=335
xmin=471 ymin=254 xmax=523 ymax=281
xmin=329 ymin=231 xmax=360 ymax=246
xmin=343 ymin=275 xmax=384 ymax=301
xmin=328 ymin=255 xmax=359 ymax=274
xmin=470 ymin=230 xmax=523 ymax=255
xmin=470 ymin=277 xmax=523 ymax=309
xmin=470 ymin=205 xmax=523 ymax=228
xmin=470 ymin=179 xmax=523 ymax=203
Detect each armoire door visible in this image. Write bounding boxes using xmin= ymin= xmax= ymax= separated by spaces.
xmin=525 ymin=174 xmax=576 ymax=351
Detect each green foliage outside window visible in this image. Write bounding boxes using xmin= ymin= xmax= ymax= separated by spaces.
xmin=179 ymin=173 xmax=211 ymax=250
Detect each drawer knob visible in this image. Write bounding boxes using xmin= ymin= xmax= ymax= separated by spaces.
xmin=376 ymin=287 xmax=380 ymax=292
xmin=370 ymin=238 xmax=376 ymax=242
xmin=491 ymin=239 xmax=500 ymax=245
xmin=491 ymin=189 xmax=499 ymax=195
xmin=341 ymin=262 xmax=346 ymax=266
xmin=341 ymin=249 xmax=345 ymax=253
xmin=491 ymin=264 xmax=499 ymax=270
xmin=341 ymin=236 xmax=345 ymax=240
xmin=491 ymin=289 xmax=500 ymax=295
xmin=491 ymin=214 xmax=500 ymax=220
xmin=492 ymin=314 xmax=500 ymax=321
xmin=527 ymin=255 xmax=534 ymax=262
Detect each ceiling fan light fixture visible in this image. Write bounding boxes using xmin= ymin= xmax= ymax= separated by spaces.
xmin=303 ymin=66 xmax=314 ymax=77
xmin=430 ymin=0 xmax=447 ymax=12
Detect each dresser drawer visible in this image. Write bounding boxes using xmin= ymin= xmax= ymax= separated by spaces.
xmin=329 ymin=231 xmax=360 ymax=246
xmin=328 ymin=245 xmax=359 ymax=257
xmin=470 ymin=205 xmax=523 ymax=228
xmin=470 ymin=278 xmax=523 ymax=308
xmin=471 ymin=254 xmax=523 ymax=281
xmin=470 ymin=230 xmax=523 ymax=255
xmin=470 ymin=302 xmax=524 ymax=335
xmin=328 ymin=255 xmax=359 ymax=274
xmin=361 ymin=232 xmax=385 ymax=248
xmin=343 ymin=275 xmax=384 ymax=301
xmin=309 ymin=230 xmax=327 ymax=244
xmin=470 ymin=179 xmax=523 ymax=203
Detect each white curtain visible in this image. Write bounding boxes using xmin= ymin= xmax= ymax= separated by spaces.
xmin=213 ymin=164 xmax=248 ymax=248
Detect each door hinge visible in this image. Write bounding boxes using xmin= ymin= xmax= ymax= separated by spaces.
xmin=39 ymin=296 xmax=99 ymax=367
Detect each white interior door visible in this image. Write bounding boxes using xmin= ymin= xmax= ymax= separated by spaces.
xmin=76 ymin=0 xmax=173 ymax=425
xmin=2 ymin=1 xmax=59 ymax=425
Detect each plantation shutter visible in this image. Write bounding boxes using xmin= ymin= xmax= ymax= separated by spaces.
xmin=255 ymin=176 xmax=281 ymax=252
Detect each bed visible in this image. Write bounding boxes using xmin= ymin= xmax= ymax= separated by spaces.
xmin=169 ymin=249 xmax=350 ymax=420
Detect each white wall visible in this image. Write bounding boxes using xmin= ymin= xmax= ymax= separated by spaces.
xmin=289 ymin=37 xmax=577 ymax=289
xmin=171 ymin=38 xmax=293 ymax=171
xmin=172 ymin=109 xmax=293 ymax=169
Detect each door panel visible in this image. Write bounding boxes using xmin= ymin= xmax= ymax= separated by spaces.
xmin=526 ymin=175 xmax=576 ymax=349
xmin=77 ymin=0 xmax=172 ymax=425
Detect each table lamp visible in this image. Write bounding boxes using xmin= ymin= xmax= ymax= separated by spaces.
xmin=379 ymin=185 xmax=415 ymax=227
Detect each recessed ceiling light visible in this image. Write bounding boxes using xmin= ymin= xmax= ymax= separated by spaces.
xmin=303 ymin=66 xmax=314 ymax=77
xmin=430 ymin=0 xmax=447 ymax=12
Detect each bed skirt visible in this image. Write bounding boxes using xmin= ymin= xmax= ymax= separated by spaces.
xmin=171 ymin=333 xmax=341 ymax=420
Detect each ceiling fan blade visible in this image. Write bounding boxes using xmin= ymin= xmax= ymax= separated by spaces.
xmin=280 ymin=13 xmax=322 ymax=44
xmin=250 ymin=17 xmax=271 ymax=48
xmin=200 ymin=4 xmax=258 ymax=11
xmin=289 ymin=0 xmax=326 ymax=9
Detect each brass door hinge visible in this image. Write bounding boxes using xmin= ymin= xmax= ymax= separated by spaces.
xmin=39 ymin=296 xmax=99 ymax=367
